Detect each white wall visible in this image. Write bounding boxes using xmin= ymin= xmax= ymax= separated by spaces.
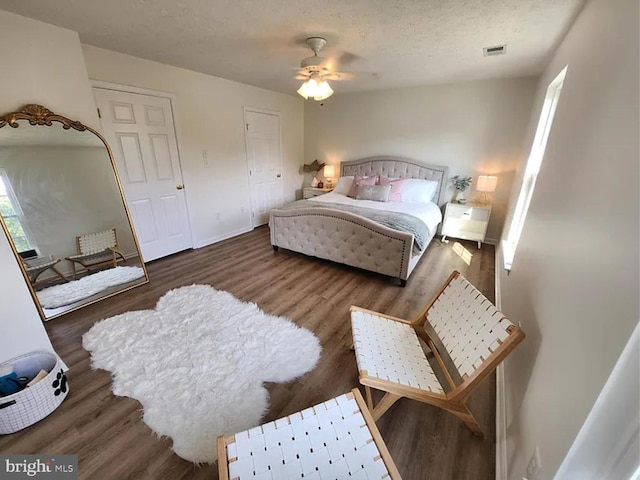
xmin=555 ymin=323 xmax=639 ymax=480
xmin=498 ymin=0 xmax=639 ymax=478
xmin=82 ymin=45 xmax=304 ymax=248
xmin=0 ymin=10 xmax=100 ymax=362
xmin=304 ymin=78 xmax=538 ymax=241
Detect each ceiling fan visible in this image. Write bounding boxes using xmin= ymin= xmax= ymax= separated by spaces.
xmin=295 ymin=37 xmax=356 ymax=101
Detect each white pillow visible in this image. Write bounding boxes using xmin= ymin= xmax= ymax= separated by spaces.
xmin=333 ymin=176 xmax=354 ymax=195
xmin=401 ymin=179 xmax=439 ymax=204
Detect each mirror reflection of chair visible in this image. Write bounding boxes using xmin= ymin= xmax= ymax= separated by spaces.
xmin=20 ymin=255 xmax=69 ymax=287
xmin=350 ymin=271 xmax=525 ymax=436
xmin=65 ymin=228 xmax=127 ymax=279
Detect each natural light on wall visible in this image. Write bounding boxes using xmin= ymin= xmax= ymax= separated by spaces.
xmin=502 ymin=66 xmax=567 ymax=270
xmin=0 ymin=169 xmax=34 ymax=253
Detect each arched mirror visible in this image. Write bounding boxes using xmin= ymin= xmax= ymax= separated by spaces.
xmin=0 ymin=104 xmax=148 ymax=320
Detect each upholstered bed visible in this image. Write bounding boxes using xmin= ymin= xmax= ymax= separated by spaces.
xmin=269 ymin=156 xmax=449 ymax=285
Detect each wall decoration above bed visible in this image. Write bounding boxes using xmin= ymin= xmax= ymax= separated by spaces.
xmin=270 ymin=156 xmax=448 ymax=286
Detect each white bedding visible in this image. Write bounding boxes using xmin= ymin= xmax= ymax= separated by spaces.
xmin=308 ymin=191 xmax=443 ymax=237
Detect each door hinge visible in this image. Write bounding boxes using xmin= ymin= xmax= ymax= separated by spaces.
xmin=249 ymin=169 xmax=252 ymax=176
xmin=246 ymin=123 xmax=249 ymax=131
xmin=97 ymin=108 xmax=102 ymax=119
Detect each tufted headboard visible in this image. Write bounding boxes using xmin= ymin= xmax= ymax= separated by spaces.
xmin=340 ymin=156 xmax=450 ymax=206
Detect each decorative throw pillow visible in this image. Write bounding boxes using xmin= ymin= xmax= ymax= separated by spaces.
xmin=347 ymin=174 xmax=377 ymax=198
xmin=333 ymin=176 xmax=354 ymax=195
xmin=401 ymin=179 xmax=439 ymax=203
xmin=378 ymin=176 xmax=409 ymax=202
xmin=355 ymin=184 xmax=391 ymax=202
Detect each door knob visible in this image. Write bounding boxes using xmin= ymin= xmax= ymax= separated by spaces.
xmin=276 ymin=174 xmax=281 ymax=178
xmin=176 ymin=184 xmax=184 ymax=190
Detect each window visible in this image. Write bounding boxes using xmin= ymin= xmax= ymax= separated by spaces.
xmin=0 ymin=169 xmax=36 ymax=253
xmin=503 ymin=66 xmax=567 ymax=270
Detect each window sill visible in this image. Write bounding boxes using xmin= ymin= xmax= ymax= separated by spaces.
xmin=501 ymin=240 xmax=514 ymax=272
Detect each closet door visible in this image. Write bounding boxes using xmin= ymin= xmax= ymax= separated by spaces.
xmin=95 ymin=88 xmax=192 ymax=261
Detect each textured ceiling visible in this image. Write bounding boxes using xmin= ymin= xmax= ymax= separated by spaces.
xmin=1 ymin=0 xmax=585 ymax=95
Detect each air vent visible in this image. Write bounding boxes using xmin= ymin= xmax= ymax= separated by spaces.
xmin=483 ymin=44 xmax=507 ymax=56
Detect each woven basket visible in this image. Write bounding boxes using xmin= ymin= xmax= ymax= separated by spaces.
xmin=0 ymin=352 xmax=69 ymax=434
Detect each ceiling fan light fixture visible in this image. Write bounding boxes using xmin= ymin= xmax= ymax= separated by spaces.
xmin=297 ymin=78 xmax=317 ymax=99
xmin=314 ymin=80 xmax=333 ymax=101
xmin=297 ymin=76 xmax=333 ymax=101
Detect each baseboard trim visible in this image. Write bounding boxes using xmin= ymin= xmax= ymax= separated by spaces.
xmin=495 ymin=243 xmax=508 ymax=480
xmin=193 ymin=227 xmax=253 ymax=249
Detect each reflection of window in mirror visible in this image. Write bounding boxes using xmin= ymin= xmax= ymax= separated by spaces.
xmin=0 ymin=168 xmax=37 ymax=254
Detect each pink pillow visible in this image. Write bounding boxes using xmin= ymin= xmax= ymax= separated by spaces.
xmin=347 ymin=174 xmax=377 ymax=198
xmin=378 ymin=176 xmax=409 ymax=202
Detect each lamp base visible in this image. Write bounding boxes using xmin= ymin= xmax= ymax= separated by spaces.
xmin=474 ymin=192 xmax=492 ymax=206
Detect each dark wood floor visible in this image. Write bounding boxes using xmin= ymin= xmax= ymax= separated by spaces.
xmin=0 ymin=227 xmax=496 ymax=480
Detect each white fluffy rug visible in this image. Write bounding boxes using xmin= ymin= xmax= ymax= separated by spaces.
xmin=82 ymin=285 xmax=321 ymax=464
xmin=37 ymin=266 xmax=145 ymax=309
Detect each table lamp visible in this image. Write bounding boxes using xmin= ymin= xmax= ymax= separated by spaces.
xmin=476 ymin=175 xmax=498 ymax=205
xmin=324 ymin=165 xmax=335 ymax=188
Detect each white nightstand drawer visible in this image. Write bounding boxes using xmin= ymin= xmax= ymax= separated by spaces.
xmin=446 ymin=204 xmax=490 ymax=221
xmin=442 ymin=219 xmax=486 ymax=240
xmin=441 ymin=202 xmax=492 ymax=247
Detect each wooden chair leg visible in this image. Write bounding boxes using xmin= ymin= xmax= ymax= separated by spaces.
xmin=371 ymin=392 xmax=401 ymax=421
xmin=51 ymin=266 xmax=69 ymax=283
xmin=364 ymin=385 xmax=374 ymax=411
xmin=448 ymin=403 xmax=484 ymax=436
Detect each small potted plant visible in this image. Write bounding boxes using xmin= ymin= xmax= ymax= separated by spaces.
xmin=451 ymin=175 xmax=472 ymax=203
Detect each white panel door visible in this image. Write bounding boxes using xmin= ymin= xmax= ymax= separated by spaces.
xmin=245 ymin=109 xmax=283 ymax=227
xmin=94 ymin=88 xmax=192 ymax=261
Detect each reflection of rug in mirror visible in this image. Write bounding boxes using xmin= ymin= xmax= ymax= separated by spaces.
xmin=82 ymin=285 xmax=321 ymax=464
xmin=36 ymin=266 xmax=145 ymax=309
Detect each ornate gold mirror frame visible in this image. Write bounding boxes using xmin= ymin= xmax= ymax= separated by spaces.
xmin=0 ymin=104 xmax=149 ymax=320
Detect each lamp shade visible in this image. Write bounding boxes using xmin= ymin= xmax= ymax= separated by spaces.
xmin=476 ymin=175 xmax=498 ymax=192
xmin=297 ymin=77 xmax=334 ymax=101
xmin=324 ymin=165 xmax=335 ymax=178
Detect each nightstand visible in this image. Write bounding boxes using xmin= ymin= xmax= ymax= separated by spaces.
xmin=441 ymin=202 xmax=491 ymax=248
xmin=303 ymin=187 xmax=333 ymax=199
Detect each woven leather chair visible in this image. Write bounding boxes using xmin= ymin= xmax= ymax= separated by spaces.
xmin=65 ymin=228 xmax=126 ymax=279
xmin=21 ymin=256 xmax=68 ymax=286
xmin=218 ymin=389 xmax=401 ymax=480
xmin=350 ymin=271 xmax=525 ymax=435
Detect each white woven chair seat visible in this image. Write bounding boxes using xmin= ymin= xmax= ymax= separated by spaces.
xmin=67 ymin=250 xmax=111 ymax=261
xmin=23 ymin=258 xmax=58 ymax=273
xmin=351 ymin=310 xmax=443 ymax=394
xmin=222 ymin=391 xmax=394 ymax=480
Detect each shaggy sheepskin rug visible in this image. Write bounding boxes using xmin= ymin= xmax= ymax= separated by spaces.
xmin=82 ymin=285 xmax=321 ymax=464
xmin=37 ymin=266 xmax=145 ymax=309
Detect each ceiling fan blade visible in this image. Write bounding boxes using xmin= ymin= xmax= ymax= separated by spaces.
xmin=294 ymin=75 xmax=309 ymax=80
xmin=336 ymin=52 xmax=363 ymax=68
xmin=324 ymin=72 xmax=356 ymax=81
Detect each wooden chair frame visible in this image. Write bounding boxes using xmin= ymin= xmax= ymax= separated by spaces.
xmin=21 ymin=257 xmax=69 ymax=286
xmin=65 ymin=228 xmax=126 ymax=279
xmin=350 ymin=271 xmax=525 ymax=436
